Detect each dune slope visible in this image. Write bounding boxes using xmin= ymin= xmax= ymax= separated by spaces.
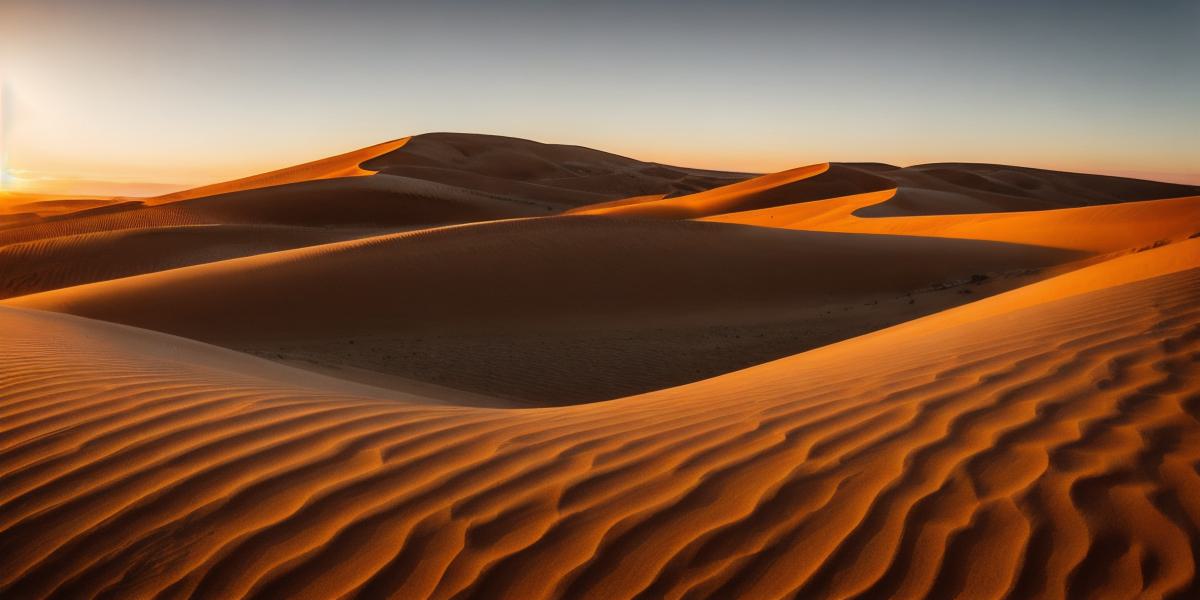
xmin=363 ymin=132 xmax=751 ymax=207
xmin=857 ymin=163 xmax=1200 ymax=216
xmin=5 ymin=216 xmax=1085 ymax=403
xmin=567 ymin=163 xmax=893 ymax=219
xmin=0 ymin=134 xmax=754 ymax=300
xmin=0 ymin=239 xmax=1196 ymax=599
xmin=0 ymin=225 xmax=371 ymax=300
xmin=571 ymin=161 xmax=1200 ymax=219
xmin=149 ymin=138 xmax=412 ymax=204
xmin=704 ymin=192 xmax=1200 ymax=253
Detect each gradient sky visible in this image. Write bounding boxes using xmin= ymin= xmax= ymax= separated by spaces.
xmin=1 ymin=0 xmax=1197 ymax=196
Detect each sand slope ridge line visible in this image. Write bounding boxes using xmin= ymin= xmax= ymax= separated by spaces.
xmin=704 ymin=191 xmax=1200 ymax=253
xmin=149 ymin=137 xmax=413 ymax=204
xmin=566 ymin=162 xmax=834 ymax=218
xmin=572 ymin=158 xmax=1200 ymax=220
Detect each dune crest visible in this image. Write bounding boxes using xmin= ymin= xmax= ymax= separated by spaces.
xmin=704 ymin=191 xmax=1200 ymax=253
xmin=149 ymin=138 xmax=413 ymax=204
xmin=567 ymin=163 xmax=832 ymax=218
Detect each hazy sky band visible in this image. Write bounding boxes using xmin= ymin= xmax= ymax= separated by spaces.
xmin=1 ymin=0 xmax=1197 ymax=195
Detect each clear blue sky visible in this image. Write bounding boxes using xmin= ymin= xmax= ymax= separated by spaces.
xmin=1 ymin=0 xmax=1197 ymax=196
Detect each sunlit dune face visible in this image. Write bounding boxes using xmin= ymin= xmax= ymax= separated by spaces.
xmin=702 ymin=190 xmax=1200 ymax=253
xmin=147 ymin=137 xmax=411 ymax=204
xmin=569 ymin=162 xmax=830 ymax=218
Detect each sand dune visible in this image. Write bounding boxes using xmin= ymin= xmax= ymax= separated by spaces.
xmin=0 ymin=175 xmax=542 ymax=253
xmin=0 ymin=238 xmax=1196 ymax=599
xmin=0 ymin=192 xmax=124 ymax=227
xmin=149 ymin=138 xmax=412 ymax=204
xmin=860 ymin=162 xmax=1200 ymax=215
xmin=14 ymin=176 xmax=1190 ymax=401
xmin=572 ymin=160 xmax=1199 ymax=219
xmin=2 ymin=133 xmax=1198 ymax=598
xmin=5 ymin=216 xmax=1086 ymax=403
xmin=0 ymin=134 xmax=752 ymax=299
xmin=0 ymin=192 xmax=119 ymax=218
xmin=0 ymin=224 xmax=370 ymax=300
xmin=704 ymin=191 xmax=1200 ymax=253
xmin=362 ymin=132 xmax=751 ymax=207
xmin=0 ymin=140 xmax=409 ymax=230
xmin=567 ymin=163 xmax=890 ymax=219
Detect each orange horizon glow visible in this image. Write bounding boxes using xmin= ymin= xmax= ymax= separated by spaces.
xmin=3 ymin=1 xmax=1196 ymax=199
xmin=3 ymin=141 xmax=1197 ymax=200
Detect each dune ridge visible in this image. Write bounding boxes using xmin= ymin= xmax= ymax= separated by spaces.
xmin=361 ymin=132 xmax=751 ymax=207
xmin=149 ymin=138 xmax=413 ymax=204
xmin=0 ymin=239 xmax=1196 ymax=598
xmin=571 ymin=160 xmax=1200 ymax=219
xmin=703 ymin=191 xmax=1200 ymax=253
xmin=0 ymin=224 xmax=371 ymax=300
xmin=0 ymin=134 xmax=755 ymax=299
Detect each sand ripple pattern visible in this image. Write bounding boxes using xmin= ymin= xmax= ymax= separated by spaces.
xmin=1 ymin=267 xmax=1198 ymax=599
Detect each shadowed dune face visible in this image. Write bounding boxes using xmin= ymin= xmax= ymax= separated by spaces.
xmin=362 ymin=132 xmax=752 ymax=206
xmin=0 ymin=225 xmax=367 ymax=300
xmin=570 ymin=160 xmax=1200 ymax=219
xmin=4 ymin=216 xmax=1087 ymax=403
xmin=849 ymin=162 xmax=1200 ymax=216
xmin=870 ymin=163 xmax=1200 ymax=214
xmin=705 ymin=192 xmax=1200 ymax=254
xmin=0 ymin=240 xmax=1196 ymax=599
xmin=0 ymin=134 xmax=753 ymax=298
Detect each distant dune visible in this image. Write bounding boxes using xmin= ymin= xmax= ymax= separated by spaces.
xmin=1 ymin=133 xmax=1198 ymax=598
xmin=704 ymin=191 xmax=1200 ymax=253
xmin=149 ymin=138 xmax=413 ymax=203
xmin=0 ymin=224 xmax=361 ymax=300
xmin=361 ymin=132 xmax=752 ymax=206
xmin=571 ymin=160 xmax=1199 ymax=219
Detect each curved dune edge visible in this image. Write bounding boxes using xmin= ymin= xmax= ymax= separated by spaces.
xmin=0 ymin=224 xmax=372 ymax=300
xmin=642 ymin=237 xmax=1200 ymax=397
xmin=567 ymin=162 xmax=830 ymax=218
xmin=703 ymin=190 xmax=1200 ymax=253
xmin=0 ymin=240 xmax=1197 ymax=598
xmin=148 ymin=137 xmax=412 ymax=204
xmin=559 ymin=193 xmax=667 ymax=214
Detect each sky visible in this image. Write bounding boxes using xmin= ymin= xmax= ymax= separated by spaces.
xmin=0 ymin=0 xmax=1197 ymax=196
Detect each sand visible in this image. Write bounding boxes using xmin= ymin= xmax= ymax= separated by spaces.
xmin=703 ymin=190 xmax=1200 ymax=254
xmin=148 ymin=138 xmax=413 ymax=204
xmin=0 ymin=237 xmax=1196 ymax=599
xmin=572 ymin=161 xmax=1199 ymax=218
xmin=0 ymin=134 xmax=752 ymax=297
xmin=1 ymin=133 xmax=1198 ymax=598
xmin=5 ymin=216 xmax=1087 ymax=403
